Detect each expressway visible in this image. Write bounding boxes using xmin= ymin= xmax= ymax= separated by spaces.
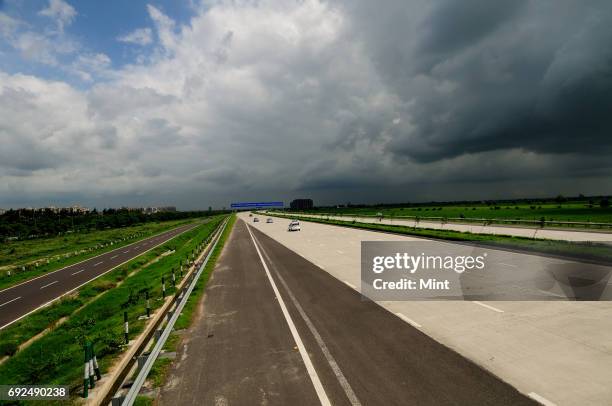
xmin=241 ymin=214 xmax=612 ymax=405
xmin=159 ymin=213 xmax=612 ymax=405
xmin=160 ymin=219 xmax=535 ymax=405
xmin=0 ymin=222 xmax=198 ymax=330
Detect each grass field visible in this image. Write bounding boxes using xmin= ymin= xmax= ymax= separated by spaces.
xmin=293 ymin=201 xmax=612 ymax=224
xmin=0 ymin=219 xmax=197 ymax=291
xmin=0 ymin=216 xmax=225 ymax=393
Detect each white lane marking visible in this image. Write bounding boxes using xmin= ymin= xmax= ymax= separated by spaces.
xmin=40 ymin=281 xmax=58 ymax=289
xmin=0 ymin=297 xmax=21 ymax=307
xmin=94 ymin=261 xmax=103 ymax=267
xmin=537 ymin=289 xmax=566 ymax=299
xmin=123 ymin=250 xmax=130 ymax=254
xmin=472 ymin=301 xmax=504 ymax=313
xmin=498 ymin=262 xmax=517 ymax=267
xmin=336 ymin=250 xmax=345 ymax=254
xmin=255 ymin=238 xmax=362 ymax=406
xmin=71 ymin=269 xmax=85 ymax=276
xmin=343 ymin=280 xmax=357 ymax=290
xmin=396 ymin=312 xmax=422 ymax=328
xmin=111 ymin=255 xmax=118 ymax=259
xmin=528 ymin=392 xmax=557 ymax=406
xmin=246 ymin=224 xmax=331 ymax=406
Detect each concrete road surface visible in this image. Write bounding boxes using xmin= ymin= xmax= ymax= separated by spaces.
xmin=161 ymin=219 xmax=534 ymax=406
xmin=246 ymin=213 xmax=612 ymax=405
xmin=0 ymin=222 xmax=198 ymax=329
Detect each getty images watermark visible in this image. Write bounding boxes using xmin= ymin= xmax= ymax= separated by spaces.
xmin=361 ymin=241 xmax=612 ymax=301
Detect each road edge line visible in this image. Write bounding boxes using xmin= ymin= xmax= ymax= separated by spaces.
xmin=246 ymin=223 xmax=331 ymax=406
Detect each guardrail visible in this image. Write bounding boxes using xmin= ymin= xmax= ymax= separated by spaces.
xmin=92 ymin=217 xmax=228 ymax=406
xmin=274 ymin=212 xmax=612 ymax=230
xmin=120 ymin=217 xmax=228 ymax=405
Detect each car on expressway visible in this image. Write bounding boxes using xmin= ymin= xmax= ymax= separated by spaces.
xmin=287 ymin=220 xmax=301 ymax=231
xmin=266 ymin=218 xmax=273 ymax=223
xmin=253 ymin=217 xmax=259 ymax=222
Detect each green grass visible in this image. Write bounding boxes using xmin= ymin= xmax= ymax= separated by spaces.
xmin=175 ymin=214 xmax=235 ymax=330
xmin=0 ymin=219 xmax=198 ymax=291
xmin=273 ymin=214 xmax=612 ymax=265
xmin=134 ymin=396 xmax=153 ymax=406
xmin=294 ymin=201 xmax=612 ymax=225
xmin=0 ymin=216 xmax=226 ymax=395
xmin=148 ymin=357 xmax=173 ymax=388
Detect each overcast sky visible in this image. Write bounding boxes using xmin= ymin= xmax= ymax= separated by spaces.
xmin=1 ymin=0 xmax=611 ymax=209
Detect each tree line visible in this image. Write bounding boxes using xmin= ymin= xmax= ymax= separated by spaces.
xmin=0 ymin=208 xmax=229 ymax=240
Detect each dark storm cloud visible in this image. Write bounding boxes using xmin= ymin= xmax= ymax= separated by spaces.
xmin=417 ymin=0 xmax=527 ymax=69
xmin=337 ymin=0 xmax=612 ymax=164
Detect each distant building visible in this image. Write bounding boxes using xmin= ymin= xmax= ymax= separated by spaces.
xmin=69 ymin=205 xmax=91 ymax=214
xmin=144 ymin=206 xmax=177 ymax=214
xmin=0 ymin=208 xmax=5 ymax=215
xmin=290 ymin=199 xmax=314 ymax=210
xmin=121 ymin=207 xmax=145 ymax=213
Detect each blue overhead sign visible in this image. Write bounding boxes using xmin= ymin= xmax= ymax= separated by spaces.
xmin=230 ymin=201 xmax=284 ymax=209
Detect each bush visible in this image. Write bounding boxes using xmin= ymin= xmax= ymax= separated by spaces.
xmin=0 ymin=340 xmax=19 ymax=356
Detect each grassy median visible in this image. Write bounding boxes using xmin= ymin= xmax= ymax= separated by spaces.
xmin=298 ymin=201 xmax=612 ymax=223
xmin=273 ymin=214 xmax=612 ymax=265
xmin=0 ymin=216 xmax=225 ymax=394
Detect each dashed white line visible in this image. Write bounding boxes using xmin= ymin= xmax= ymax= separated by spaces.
xmin=40 ymin=281 xmax=58 ymax=289
xmin=472 ymin=301 xmax=504 ymax=313
xmin=246 ymin=225 xmax=331 ymax=406
xmin=258 ymin=242 xmax=362 ymax=406
xmin=71 ymin=269 xmax=85 ymax=276
xmin=537 ymin=289 xmax=566 ymax=298
xmin=123 ymin=250 xmax=130 ymax=253
xmin=111 ymin=255 xmax=118 ymax=259
xmin=0 ymin=297 xmax=21 ymax=307
xmin=498 ymin=262 xmax=517 ymax=267
xmin=528 ymin=392 xmax=557 ymax=406
xmin=336 ymin=250 xmax=345 ymax=254
xmin=396 ymin=312 xmax=422 ymax=328
xmin=94 ymin=261 xmax=103 ymax=267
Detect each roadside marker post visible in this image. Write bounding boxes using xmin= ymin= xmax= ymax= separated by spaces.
xmin=162 ymin=277 xmax=166 ymax=298
xmin=92 ymin=342 xmax=101 ymax=380
xmin=146 ymin=291 xmax=151 ymax=318
xmin=172 ymin=269 xmax=176 ymax=288
xmin=83 ymin=343 xmax=89 ymax=398
xmin=124 ymin=312 xmax=129 ymax=344
xmin=88 ymin=342 xmax=96 ymax=388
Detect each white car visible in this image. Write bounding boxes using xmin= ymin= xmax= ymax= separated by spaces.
xmin=288 ymin=220 xmax=301 ymax=231
xmin=266 ymin=218 xmax=273 ymax=223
